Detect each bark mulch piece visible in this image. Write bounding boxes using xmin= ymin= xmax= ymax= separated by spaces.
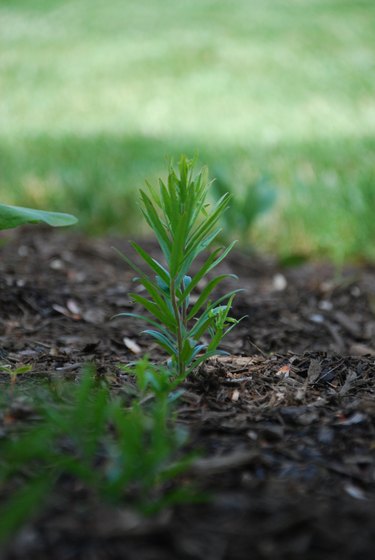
xmin=0 ymin=228 xmax=374 ymax=560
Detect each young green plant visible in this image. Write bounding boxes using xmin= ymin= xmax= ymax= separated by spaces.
xmin=0 ymin=367 xmax=194 ymax=543
xmin=117 ymin=156 xmax=241 ymax=380
xmin=0 ymin=363 xmax=32 ymax=394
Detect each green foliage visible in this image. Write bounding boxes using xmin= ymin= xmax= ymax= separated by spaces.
xmin=121 ymin=357 xmax=183 ymax=400
xmin=0 ymin=363 xmax=32 ymax=380
xmin=0 ymin=203 xmax=77 ymax=231
xmin=282 ymin=171 xmax=375 ymax=264
xmin=1 ymin=1 xmax=375 ymax=260
xmin=0 ymin=367 xmax=194 ymax=543
xmin=0 ymin=476 xmax=53 ymax=544
xmin=211 ymin=171 xmax=277 ymax=246
xmin=116 ymin=157 xmax=242 ymax=379
xmin=1 ymin=1 xmax=374 ymax=260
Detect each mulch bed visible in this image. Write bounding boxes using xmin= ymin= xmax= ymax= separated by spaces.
xmin=0 ymin=227 xmax=374 ymax=560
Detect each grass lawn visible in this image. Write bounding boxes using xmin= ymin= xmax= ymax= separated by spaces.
xmin=0 ymin=0 xmax=374 ymax=261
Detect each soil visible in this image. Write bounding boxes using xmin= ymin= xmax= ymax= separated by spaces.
xmin=0 ymin=227 xmax=374 ymax=560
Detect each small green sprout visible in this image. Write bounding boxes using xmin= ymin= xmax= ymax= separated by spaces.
xmin=116 ymin=156 xmax=242 ymax=379
xmin=0 ymin=363 xmax=32 ymax=391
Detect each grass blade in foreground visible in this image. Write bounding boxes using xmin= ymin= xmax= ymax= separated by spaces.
xmin=117 ymin=156 xmax=242 ymax=379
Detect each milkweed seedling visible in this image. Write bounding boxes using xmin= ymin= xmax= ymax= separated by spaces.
xmin=116 ymin=156 xmax=242 ymax=380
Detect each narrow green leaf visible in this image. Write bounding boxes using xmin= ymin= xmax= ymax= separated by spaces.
xmin=114 ymin=248 xmax=175 ymax=325
xmin=143 ymin=330 xmax=177 ymax=356
xmin=139 ymin=190 xmax=171 ymax=259
xmin=130 ymin=242 xmax=169 ymax=285
xmin=189 ymin=289 xmax=242 ymax=339
xmin=0 ymin=476 xmax=53 ymax=543
xmin=187 ymin=274 xmax=237 ymax=320
xmin=183 ymin=227 xmax=222 ymax=271
xmin=114 ymin=312 xmax=173 ymax=336
xmin=187 ymin=193 xmax=231 ymax=251
xmin=113 ymin=246 xmax=146 ymax=279
xmin=159 ymin=179 xmax=176 ymax=231
xmin=169 ymin=208 xmax=190 ymax=277
xmin=180 ymin=241 xmax=237 ymax=303
xmin=130 ymin=293 xmax=175 ymax=329
xmin=180 ymin=338 xmax=195 ymax=364
xmin=136 ymin=276 xmax=174 ymax=321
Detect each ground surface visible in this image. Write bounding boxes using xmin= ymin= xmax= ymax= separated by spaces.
xmin=0 ymin=228 xmax=374 ymax=559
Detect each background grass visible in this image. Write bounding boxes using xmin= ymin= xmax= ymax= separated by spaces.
xmin=0 ymin=0 xmax=374 ymax=261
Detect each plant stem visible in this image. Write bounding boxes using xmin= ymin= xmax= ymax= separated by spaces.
xmin=170 ymin=278 xmax=185 ymax=379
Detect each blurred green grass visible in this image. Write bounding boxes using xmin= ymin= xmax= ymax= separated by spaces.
xmin=0 ymin=0 xmax=374 ymax=261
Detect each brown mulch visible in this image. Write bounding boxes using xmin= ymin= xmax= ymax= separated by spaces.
xmin=0 ymin=227 xmax=374 ymax=560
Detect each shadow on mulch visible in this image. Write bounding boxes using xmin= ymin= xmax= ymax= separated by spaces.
xmin=0 ymin=227 xmax=374 ymax=560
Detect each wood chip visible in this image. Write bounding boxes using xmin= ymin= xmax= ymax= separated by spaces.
xmin=231 ymin=388 xmax=240 ymax=402
xmin=190 ymin=450 xmax=259 ymax=475
xmin=334 ymin=310 xmax=362 ymax=337
xmin=339 ymin=370 xmax=357 ymax=396
xmin=349 ymin=343 xmax=375 ymax=357
xmin=344 ymin=483 xmax=367 ymax=501
xmin=307 ymin=359 xmax=322 ymax=385
xmin=123 ymin=337 xmax=141 ymax=354
xmin=66 ymin=299 xmax=81 ymax=315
